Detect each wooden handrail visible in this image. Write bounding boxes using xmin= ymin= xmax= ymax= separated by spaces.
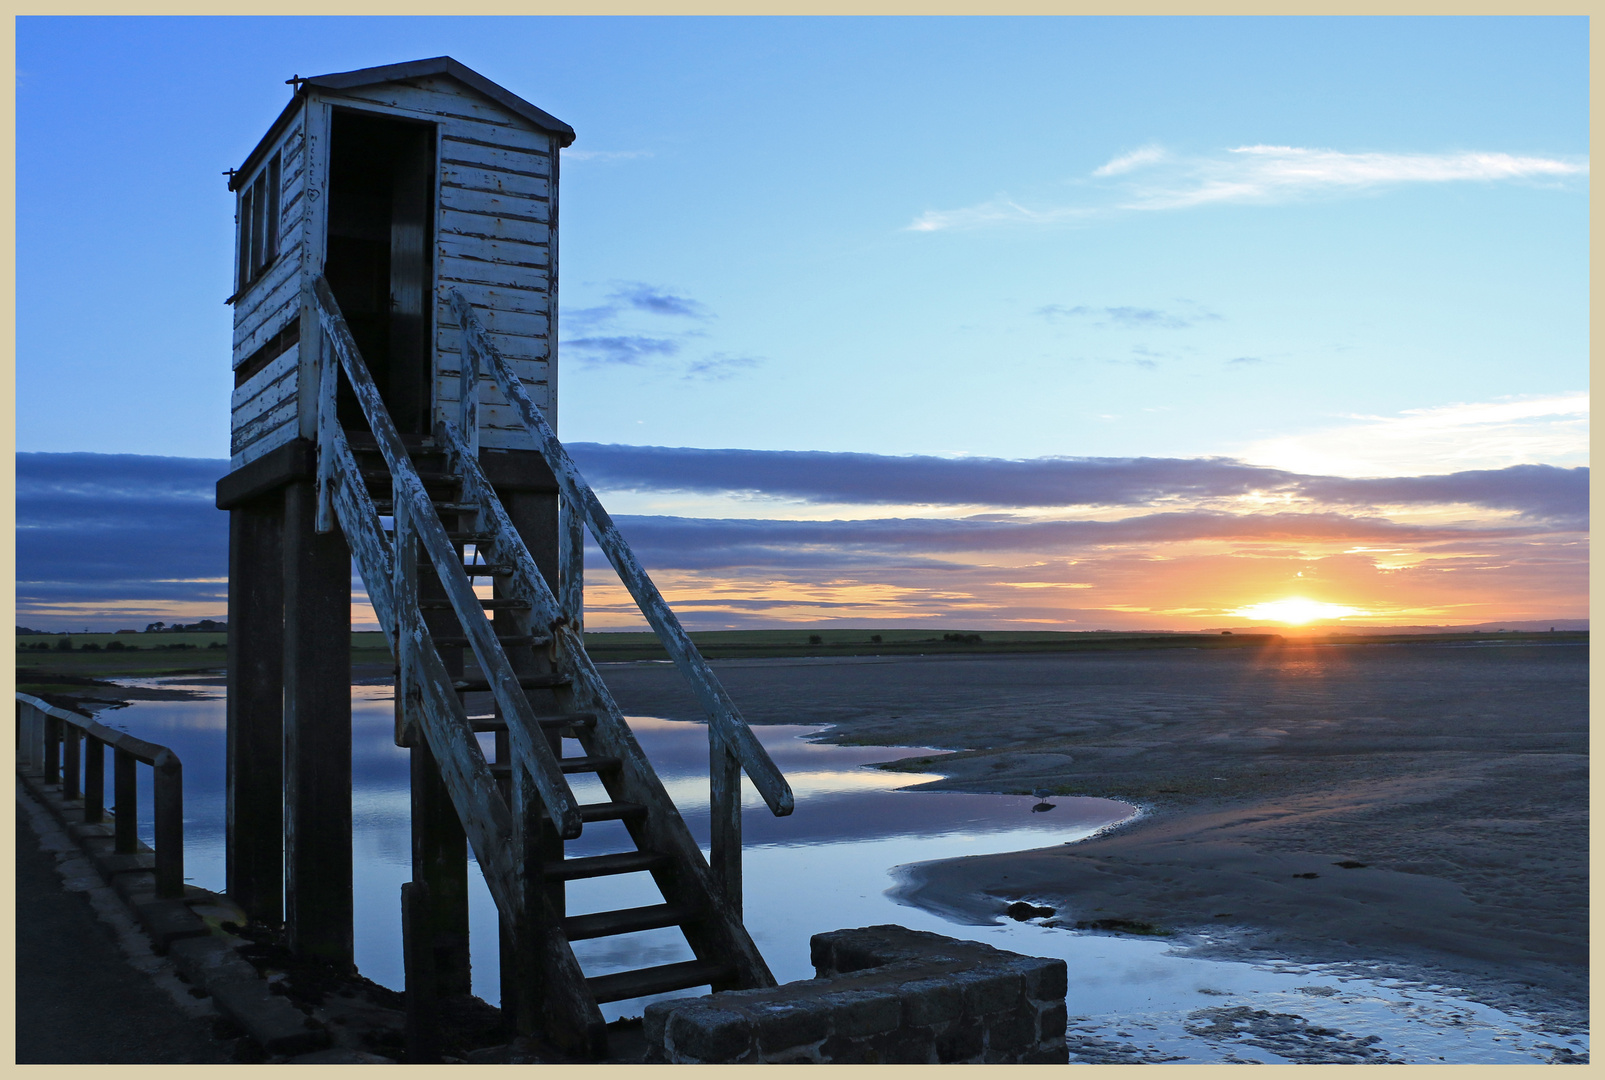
xmin=314 ymin=276 xmax=585 ymax=841
xmin=449 ymin=289 xmax=794 ymax=819
xmin=16 ymin=693 xmax=185 ymax=899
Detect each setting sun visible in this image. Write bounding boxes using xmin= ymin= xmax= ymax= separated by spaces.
xmin=1228 ymin=597 xmax=1367 ymax=625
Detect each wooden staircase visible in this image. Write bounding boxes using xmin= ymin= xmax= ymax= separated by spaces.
xmin=311 ymin=277 xmax=793 ymax=1057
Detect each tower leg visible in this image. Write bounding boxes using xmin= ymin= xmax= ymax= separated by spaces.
xmin=282 ymin=478 xmax=354 ymax=965
xmin=226 ymin=497 xmax=285 ymax=923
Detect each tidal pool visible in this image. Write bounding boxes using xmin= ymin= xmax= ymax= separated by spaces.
xmin=90 ymin=677 xmax=1585 ymax=1064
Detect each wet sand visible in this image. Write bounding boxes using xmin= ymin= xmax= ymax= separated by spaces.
xmin=597 ymin=640 xmax=1587 ymax=1029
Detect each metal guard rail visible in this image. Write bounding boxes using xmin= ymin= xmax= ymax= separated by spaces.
xmin=449 ymin=288 xmax=794 ymax=819
xmin=15 ymin=692 xmax=185 ymax=898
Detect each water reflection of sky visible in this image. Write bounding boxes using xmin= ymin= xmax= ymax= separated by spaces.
xmin=90 ymin=680 xmax=1133 ymax=1007
xmin=87 ymin=679 xmax=1584 ymax=1063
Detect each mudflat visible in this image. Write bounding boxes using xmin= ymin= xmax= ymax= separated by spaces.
xmin=597 ymin=639 xmax=1587 ymax=1027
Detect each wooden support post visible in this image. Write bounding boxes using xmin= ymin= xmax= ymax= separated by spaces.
xmin=710 ymin=731 xmax=743 ymax=920
xmin=402 ymin=881 xmax=442 ymax=1064
xmin=409 ymin=511 xmax=472 ymax=998
xmin=44 ymin=714 xmax=60 ymax=785
xmin=63 ymin=727 xmax=81 ymax=802
xmin=83 ymin=735 xmax=105 ymax=823
xmin=559 ymin=495 xmax=584 ymax=633
xmin=411 ymin=742 xmax=471 ymax=997
xmin=113 ymin=749 xmax=137 ymax=854
xmin=283 ymin=478 xmax=353 ymax=966
xmin=226 ymin=498 xmax=285 ymax=923
xmin=153 ymin=750 xmax=185 ymax=899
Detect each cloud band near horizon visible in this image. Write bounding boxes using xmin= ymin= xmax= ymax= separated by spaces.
xmin=15 ymin=450 xmax=1586 ymax=632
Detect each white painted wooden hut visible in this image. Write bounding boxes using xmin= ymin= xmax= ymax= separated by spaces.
xmin=226 ymin=56 xmax=574 ymax=473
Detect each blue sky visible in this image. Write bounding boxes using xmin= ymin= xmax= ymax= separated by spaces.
xmin=15 ymin=17 xmax=1589 ymax=631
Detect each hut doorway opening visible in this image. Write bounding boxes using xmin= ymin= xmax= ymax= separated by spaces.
xmin=325 ymin=109 xmax=436 ymax=436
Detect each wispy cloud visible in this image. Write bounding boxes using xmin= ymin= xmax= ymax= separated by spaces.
xmin=562 ymin=281 xmax=723 ymax=371
xmin=684 ymin=353 xmax=763 ymax=381
xmin=909 ymin=144 xmax=1587 ymax=231
xmin=1037 ymin=303 xmax=1216 ymax=330
xmin=1092 ymin=144 xmax=1168 ymax=177
xmin=564 ymin=335 xmax=682 ymax=366
xmin=561 ymin=149 xmax=653 ymax=163
xmin=1238 ymin=392 xmax=1590 ymax=477
xmin=1121 ymin=145 xmax=1589 ymax=211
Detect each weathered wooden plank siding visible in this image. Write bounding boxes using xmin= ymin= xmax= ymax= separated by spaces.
xmin=233 ymin=401 xmax=299 ymax=462
xmin=231 ymin=79 xmax=563 ymax=457
xmin=325 ymin=79 xmax=555 ymax=153
xmin=232 ymin=108 xmax=310 ymax=463
xmin=439 ymin=136 xmax=551 ymax=178
xmin=232 ymin=346 xmax=300 ymax=423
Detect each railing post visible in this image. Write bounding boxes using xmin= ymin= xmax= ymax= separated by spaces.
xmin=315 ymin=332 xmax=340 ymax=533
xmin=393 ymin=492 xmax=420 ymax=747
xmin=458 ymin=322 xmax=480 ymax=461
xmin=113 ymin=748 xmax=138 ymax=854
xmin=709 ymin=730 xmax=742 ymax=919
xmin=153 ymin=749 xmax=185 ymax=899
xmin=560 ymin=496 xmax=584 ymax=633
xmin=44 ymin=714 xmax=62 ymax=785
xmin=63 ymin=724 xmax=81 ymax=801
xmin=83 ymin=735 xmax=105 ymax=823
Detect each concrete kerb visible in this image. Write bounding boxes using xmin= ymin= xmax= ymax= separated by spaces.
xmin=17 ymin=770 xmax=344 ymax=1061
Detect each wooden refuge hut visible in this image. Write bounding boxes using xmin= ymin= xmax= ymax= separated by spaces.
xmin=213 ymin=57 xmax=792 ymax=1057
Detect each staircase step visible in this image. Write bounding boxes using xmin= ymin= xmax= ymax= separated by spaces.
xmin=453 ymin=675 xmax=570 ymax=694
xmin=587 ymin=960 xmax=735 ymax=1005
xmin=543 ymin=850 xmax=672 ymax=881
xmin=433 ymin=634 xmax=549 ymax=648
xmin=559 ymin=754 xmax=621 ymax=774
xmin=460 ymin=563 xmax=514 ymax=577
xmin=375 ymin=500 xmax=479 ymax=514
xmin=563 ymin=903 xmax=697 ymax=942
xmin=419 ymin=598 xmax=530 ymax=611
xmin=472 ymin=781 xmax=644 ymax=824
xmin=362 ymin=468 xmax=456 ymax=485
xmin=468 ymin=713 xmax=597 ymax=733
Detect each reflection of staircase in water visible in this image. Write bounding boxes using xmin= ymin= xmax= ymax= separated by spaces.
xmin=313 ymin=277 xmax=794 ymax=1056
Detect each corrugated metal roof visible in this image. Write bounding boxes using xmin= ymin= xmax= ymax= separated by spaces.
xmin=231 ymin=55 xmax=575 ymax=190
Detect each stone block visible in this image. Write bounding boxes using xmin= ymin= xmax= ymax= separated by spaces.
xmin=1039 ymin=1001 xmax=1068 ymax=1040
xmin=820 ymin=988 xmax=901 ymax=1037
xmin=899 ymin=976 xmax=964 ymax=1026
xmin=667 ymin=1005 xmax=754 ymax=1063
xmin=753 ymin=1000 xmax=831 ymax=1052
xmin=956 ymin=967 xmax=1022 ymax=1017
xmin=169 ymin=933 xmax=260 ymax=987
xmin=936 ymin=1017 xmax=985 ymax=1061
xmin=129 ymin=895 xmax=210 ymax=954
xmin=208 ymin=977 xmax=330 ymax=1057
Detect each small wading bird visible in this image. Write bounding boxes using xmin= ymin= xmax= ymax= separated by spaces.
xmin=1031 ymin=787 xmax=1056 ymax=812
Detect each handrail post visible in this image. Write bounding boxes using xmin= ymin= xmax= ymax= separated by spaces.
xmin=458 ymin=321 xmax=480 ymax=461
xmin=560 ymin=496 xmax=584 ymax=633
xmin=63 ymin=725 xmax=81 ymax=801
xmin=83 ymin=735 xmax=105 ymax=823
xmin=113 ymin=748 xmax=138 ymax=854
xmin=709 ymin=731 xmax=742 ymax=918
xmin=44 ymin=714 xmax=61 ymax=785
xmin=153 ymin=750 xmax=185 ymax=899
xmin=393 ymin=489 xmax=420 ymax=747
xmin=315 ymin=332 xmax=339 ymax=533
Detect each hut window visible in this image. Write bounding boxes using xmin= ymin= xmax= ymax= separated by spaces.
xmin=237 ymin=152 xmax=281 ymax=291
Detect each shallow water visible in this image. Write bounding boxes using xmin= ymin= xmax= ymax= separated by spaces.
xmin=92 ymin=676 xmax=1586 ymax=1064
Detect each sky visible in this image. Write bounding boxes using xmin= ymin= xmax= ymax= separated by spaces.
xmin=15 ymin=17 xmax=1589 ymax=633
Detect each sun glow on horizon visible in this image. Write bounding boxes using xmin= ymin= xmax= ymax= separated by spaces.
xmin=1228 ymin=597 xmax=1367 ymax=625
